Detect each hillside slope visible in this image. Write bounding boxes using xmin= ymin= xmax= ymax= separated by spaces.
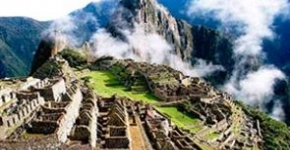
xmin=0 ymin=17 xmax=48 ymax=77
xmin=0 ymin=1 xmax=117 ymax=78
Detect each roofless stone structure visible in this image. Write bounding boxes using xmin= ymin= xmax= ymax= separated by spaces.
xmin=0 ymin=57 xmax=263 ymax=149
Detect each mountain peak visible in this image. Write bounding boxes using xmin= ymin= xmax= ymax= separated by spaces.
xmin=120 ymin=0 xmax=146 ymax=11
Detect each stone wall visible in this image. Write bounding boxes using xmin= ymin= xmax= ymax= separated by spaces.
xmin=19 ymin=77 xmax=41 ymax=90
xmin=16 ymin=91 xmax=40 ymax=101
xmin=34 ymin=78 xmax=66 ymax=102
xmin=144 ymin=108 xmax=202 ymax=150
xmin=31 ymin=121 xmax=60 ymax=133
xmin=30 ymin=84 xmax=82 ymax=143
xmin=50 ymin=79 xmax=66 ymax=102
xmin=97 ymin=97 xmax=132 ymax=150
xmin=0 ymin=91 xmax=15 ymax=108
xmin=105 ymin=137 xmax=130 ymax=149
xmin=0 ymin=97 xmax=45 ymax=139
xmin=55 ymin=84 xmax=82 ymax=142
xmin=70 ymin=89 xmax=97 ymax=147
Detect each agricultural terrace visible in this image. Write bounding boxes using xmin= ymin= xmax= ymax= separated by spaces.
xmin=84 ymin=70 xmax=204 ymax=134
xmin=84 ymin=71 xmax=159 ymax=104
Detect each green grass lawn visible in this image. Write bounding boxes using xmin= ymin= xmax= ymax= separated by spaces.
xmin=157 ymin=106 xmax=214 ymax=149
xmin=85 ymin=71 xmax=204 ymax=133
xmin=84 ymin=71 xmax=159 ymax=104
xmin=189 ymin=125 xmax=204 ymax=133
xmin=156 ymin=107 xmax=200 ymax=131
xmin=204 ymin=132 xmax=220 ymax=140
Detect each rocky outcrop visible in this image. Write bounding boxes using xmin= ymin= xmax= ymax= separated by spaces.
xmin=107 ymin=0 xmax=234 ymax=83
xmin=30 ymin=40 xmax=55 ymax=75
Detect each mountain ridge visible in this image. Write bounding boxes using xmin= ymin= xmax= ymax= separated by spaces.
xmin=106 ymin=0 xmax=234 ymax=82
xmin=0 ymin=17 xmax=48 ymax=77
xmin=0 ymin=1 xmax=117 ymax=78
xmin=0 ymin=0 xmax=290 ymax=149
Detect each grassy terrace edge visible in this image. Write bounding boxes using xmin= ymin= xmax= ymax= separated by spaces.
xmin=84 ymin=71 xmax=159 ymax=104
xmin=83 ymin=69 xmax=290 ymax=149
xmin=82 ymin=70 xmax=202 ymax=132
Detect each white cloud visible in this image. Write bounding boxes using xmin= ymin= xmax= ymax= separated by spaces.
xmin=91 ymin=22 xmax=224 ymax=77
xmin=0 ymin=0 xmax=101 ymax=21
xmin=224 ymin=66 xmax=285 ymax=107
xmin=91 ymin=29 xmax=130 ymax=59
xmin=188 ymin=0 xmax=288 ymax=56
xmin=187 ymin=0 xmax=289 ymax=120
xmin=91 ymin=23 xmax=174 ymax=63
xmin=271 ymin=100 xmax=285 ymax=121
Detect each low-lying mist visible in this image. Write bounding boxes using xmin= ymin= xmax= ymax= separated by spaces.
xmin=187 ymin=0 xmax=290 ymax=120
xmin=41 ymin=0 xmax=290 ymax=121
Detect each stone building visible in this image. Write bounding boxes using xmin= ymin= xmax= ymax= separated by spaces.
xmin=70 ymin=89 xmax=98 ymax=148
xmin=29 ymin=83 xmax=82 ymax=142
xmin=97 ymin=97 xmax=131 ymax=150
xmin=144 ymin=108 xmax=202 ymax=150
xmin=0 ymin=92 xmax=45 ymax=139
xmin=32 ymin=78 xmax=66 ymax=102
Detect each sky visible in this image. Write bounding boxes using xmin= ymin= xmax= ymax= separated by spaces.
xmin=0 ymin=0 xmax=99 ymax=21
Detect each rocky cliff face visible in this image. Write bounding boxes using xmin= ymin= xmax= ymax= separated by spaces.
xmin=30 ymin=40 xmax=55 ymax=75
xmin=108 ymin=0 xmax=234 ymax=82
xmin=30 ymin=0 xmax=234 ymax=83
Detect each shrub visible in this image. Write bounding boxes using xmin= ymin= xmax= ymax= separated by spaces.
xmin=59 ymin=49 xmax=87 ymax=67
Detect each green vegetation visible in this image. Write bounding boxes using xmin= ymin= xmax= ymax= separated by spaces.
xmin=0 ymin=17 xmax=48 ymax=77
xmin=204 ymin=132 xmax=220 ymax=140
xmin=236 ymin=101 xmax=290 ymax=150
xmin=0 ymin=40 xmax=28 ymax=78
xmin=156 ymin=106 xmax=200 ymax=131
xmin=86 ymin=69 xmax=203 ymax=134
xmin=84 ymin=71 xmax=159 ymax=104
xmin=59 ymin=49 xmax=87 ymax=68
xmin=32 ymin=60 xmax=63 ymax=79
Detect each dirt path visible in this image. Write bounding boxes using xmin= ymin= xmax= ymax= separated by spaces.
xmin=130 ymin=125 xmax=145 ymax=150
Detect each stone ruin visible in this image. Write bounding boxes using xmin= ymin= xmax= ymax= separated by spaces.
xmin=29 ymin=83 xmax=82 ymax=142
xmin=97 ymin=96 xmax=131 ymax=149
xmin=0 ymin=91 xmax=45 ymax=139
xmin=0 ymin=77 xmax=80 ymax=142
xmin=70 ymin=89 xmax=97 ymax=147
xmin=0 ymin=57 xmax=263 ymax=150
xmin=142 ymin=104 xmax=214 ymax=150
xmin=31 ymin=78 xmax=67 ymax=102
xmin=99 ymin=59 xmax=218 ymax=103
xmin=0 ymin=74 xmax=263 ymax=150
xmin=94 ymin=58 xmax=263 ymax=150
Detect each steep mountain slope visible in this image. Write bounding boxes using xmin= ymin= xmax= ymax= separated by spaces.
xmin=107 ymin=0 xmax=234 ymax=82
xmin=158 ymin=0 xmax=290 ymax=77
xmin=0 ymin=40 xmax=27 ymax=77
xmin=67 ymin=0 xmax=118 ymax=46
xmin=29 ymin=0 xmax=234 ymax=82
xmin=0 ymin=0 xmax=233 ymax=81
xmin=0 ymin=1 xmax=117 ymax=78
xmin=263 ymin=19 xmax=290 ymax=123
xmin=0 ymin=17 xmax=48 ymax=77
